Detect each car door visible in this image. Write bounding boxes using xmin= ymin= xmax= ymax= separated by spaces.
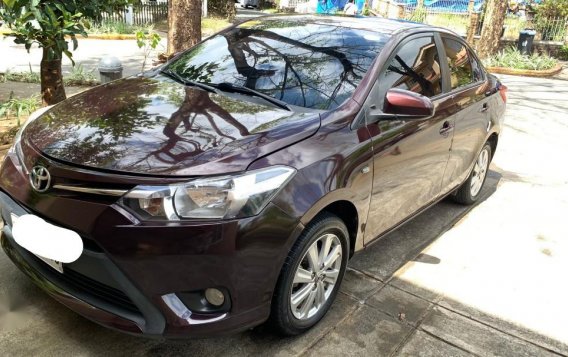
xmin=439 ymin=36 xmax=492 ymax=191
xmin=362 ymin=33 xmax=457 ymax=245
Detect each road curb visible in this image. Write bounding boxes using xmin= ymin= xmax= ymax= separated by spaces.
xmin=487 ymin=64 xmax=563 ymax=78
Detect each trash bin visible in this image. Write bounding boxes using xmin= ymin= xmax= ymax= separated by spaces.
xmin=98 ymin=56 xmax=123 ymax=84
xmin=517 ymin=29 xmax=536 ymax=55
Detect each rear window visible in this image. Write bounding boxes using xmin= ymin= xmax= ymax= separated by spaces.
xmin=442 ymin=38 xmax=479 ymax=90
xmin=166 ymin=18 xmax=388 ymax=110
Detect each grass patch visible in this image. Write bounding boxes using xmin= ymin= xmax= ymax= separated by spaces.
xmin=86 ymin=20 xmax=153 ymax=35
xmin=202 ymin=17 xmax=232 ymax=34
xmin=64 ymin=64 xmax=99 ymax=86
xmin=1 ymin=64 xmax=99 ymax=87
xmin=1 ymin=70 xmax=40 ymax=84
xmin=262 ymin=8 xmax=281 ymax=14
xmin=424 ymin=13 xmax=470 ymax=35
xmin=0 ymin=93 xmax=41 ymax=124
xmin=485 ymin=47 xmax=559 ymax=71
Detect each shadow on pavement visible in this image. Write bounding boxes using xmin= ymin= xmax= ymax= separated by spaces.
xmin=1 ymin=168 xmax=567 ymax=356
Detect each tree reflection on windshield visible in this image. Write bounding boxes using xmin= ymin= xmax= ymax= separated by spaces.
xmin=166 ymin=18 xmax=387 ymax=110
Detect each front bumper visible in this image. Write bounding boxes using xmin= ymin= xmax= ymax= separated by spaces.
xmin=0 ymin=152 xmax=302 ymax=337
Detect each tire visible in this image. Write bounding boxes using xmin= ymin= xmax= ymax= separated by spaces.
xmin=269 ymin=213 xmax=349 ymax=336
xmin=452 ymin=143 xmax=492 ymax=205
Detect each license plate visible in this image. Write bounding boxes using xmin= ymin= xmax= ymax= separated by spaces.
xmin=10 ymin=213 xmax=81 ymax=273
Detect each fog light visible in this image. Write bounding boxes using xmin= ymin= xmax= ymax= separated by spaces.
xmin=204 ymin=288 xmax=225 ymax=307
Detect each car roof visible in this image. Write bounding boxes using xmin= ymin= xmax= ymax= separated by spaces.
xmin=240 ymin=14 xmax=436 ymax=34
xmin=238 ymin=14 xmax=444 ymax=37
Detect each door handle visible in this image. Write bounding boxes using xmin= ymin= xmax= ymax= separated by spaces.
xmin=439 ymin=121 xmax=454 ymax=137
xmin=480 ymin=103 xmax=489 ymax=113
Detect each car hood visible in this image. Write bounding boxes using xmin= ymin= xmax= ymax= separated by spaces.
xmin=24 ymin=75 xmax=321 ymax=176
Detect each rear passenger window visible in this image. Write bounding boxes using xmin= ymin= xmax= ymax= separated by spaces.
xmin=380 ymin=36 xmax=443 ymax=99
xmin=442 ymin=38 xmax=480 ymax=90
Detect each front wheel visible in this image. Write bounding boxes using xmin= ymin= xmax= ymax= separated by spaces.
xmin=453 ymin=143 xmax=492 ymax=205
xmin=269 ymin=213 xmax=349 ymax=336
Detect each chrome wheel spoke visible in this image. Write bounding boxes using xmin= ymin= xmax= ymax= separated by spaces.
xmin=319 ymin=234 xmax=333 ymax=266
xmin=315 ymin=281 xmax=326 ymax=307
xmin=323 ymin=245 xmax=341 ymax=271
xmin=306 ymin=244 xmax=320 ymax=273
xmin=291 ymin=283 xmax=313 ymax=311
xmin=294 ymin=267 xmax=314 ymax=284
xmin=299 ymin=288 xmax=317 ymax=318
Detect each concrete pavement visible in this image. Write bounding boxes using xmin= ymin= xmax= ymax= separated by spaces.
xmin=0 ymin=35 xmax=167 ymax=79
xmin=1 ymin=74 xmax=568 ymax=355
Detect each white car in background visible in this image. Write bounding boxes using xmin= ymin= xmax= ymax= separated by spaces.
xmin=236 ymin=0 xmax=259 ymax=8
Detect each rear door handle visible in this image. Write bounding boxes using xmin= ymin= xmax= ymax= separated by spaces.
xmin=480 ymin=103 xmax=489 ymax=113
xmin=439 ymin=121 xmax=454 ymax=137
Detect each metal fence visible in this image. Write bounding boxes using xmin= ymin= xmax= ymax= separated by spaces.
xmin=100 ymin=3 xmax=168 ymax=25
xmin=375 ymin=0 xmax=568 ymax=43
xmin=281 ymin=0 xmax=568 ymax=44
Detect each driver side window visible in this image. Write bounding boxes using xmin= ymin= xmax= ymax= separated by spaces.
xmin=378 ymin=36 xmax=443 ymax=106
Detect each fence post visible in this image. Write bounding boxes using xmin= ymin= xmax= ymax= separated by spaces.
xmin=397 ymin=4 xmax=405 ymax=20
xmin=467 ymin=12 xmax=480 ymax=45
xmin=384 ymin=0 xmax=390 ymax=18
xmin=125 ymin=5 xmax=134 ymax=26
xmin=202 ymin=0 xmax=208 ymax=17
xmin=466 ymin=0 xmax=477 ymax=45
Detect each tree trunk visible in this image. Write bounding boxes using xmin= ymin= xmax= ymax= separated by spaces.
xmin=167 ymin=0 xmax=202 ymax=55
xmin=208 ymin=0 xmax=236 ymax=20
xmin=476 ymin=0 xmax=508 ymax=59
xmin=40 ymin=48 xmax=66 ymax=106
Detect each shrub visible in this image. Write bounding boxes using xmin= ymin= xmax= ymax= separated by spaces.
xmin=485 ymin=47 xmax=559 ymax=70
xmin=0 ymin=93 xmax=41 ymax=125
xmin=534 ymin=0 xmax=568 ymax=41
xmin=559 ymin=45 xmax=568 ymax=60
xmin=64 ymin=64 xmax=99 ymax=86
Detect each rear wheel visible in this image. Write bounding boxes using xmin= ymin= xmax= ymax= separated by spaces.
xmin=453 ymin=143 xmax=492 ymax=205
xmin=269 ymin=213 xmax=349 ymax=336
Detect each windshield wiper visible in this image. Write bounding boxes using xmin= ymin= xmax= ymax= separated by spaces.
xmin=160 ymin=69 xmax=218 ymax=94
xmin=209 ymin=82 xmax=292 ymax=111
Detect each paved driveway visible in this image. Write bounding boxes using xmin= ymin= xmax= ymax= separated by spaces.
xmin=0 ymin=74 xmax=567 ymax=356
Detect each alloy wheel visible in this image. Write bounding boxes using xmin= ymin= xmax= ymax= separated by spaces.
xmin=470 ymin=147 xmax=490 ymax=197
xmin=290 ymin=233 xmax=343 ymax=320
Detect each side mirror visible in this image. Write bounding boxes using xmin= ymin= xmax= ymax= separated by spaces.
xmin=382 ymin=88 xmax=434 ymax=119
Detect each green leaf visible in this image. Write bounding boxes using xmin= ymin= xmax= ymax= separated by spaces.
xmin=71 ymin=35 xmax=78 ymax=51
xmin=2 ymin=0 xmax=16 ymax=10
xmin=63 ymin=50 xmax=75 ymax=66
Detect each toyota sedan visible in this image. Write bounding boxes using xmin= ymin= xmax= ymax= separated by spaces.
xmin=0 ymin=15 xmax=506 ymax=337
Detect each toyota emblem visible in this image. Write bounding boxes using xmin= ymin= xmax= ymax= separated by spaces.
xmin=29 ymin=166 xmax=51 ymax=193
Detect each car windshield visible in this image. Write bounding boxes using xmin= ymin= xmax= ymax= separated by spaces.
xmin=164 ymin=17 xmax=388 ymax=110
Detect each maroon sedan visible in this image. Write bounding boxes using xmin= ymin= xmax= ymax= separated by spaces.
xmin=0 ymin=15 xmax=506 ymax=337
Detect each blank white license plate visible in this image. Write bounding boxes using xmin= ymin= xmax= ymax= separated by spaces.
xmin=10 ymin=213 xmax=82 ymax=272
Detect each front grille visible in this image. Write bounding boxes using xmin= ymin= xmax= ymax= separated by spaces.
xmin=61 ymin=267 xmax=141 ymax=314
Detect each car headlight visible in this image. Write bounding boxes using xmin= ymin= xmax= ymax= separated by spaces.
xmin=120 ymin=166 xmax=296 ymax=220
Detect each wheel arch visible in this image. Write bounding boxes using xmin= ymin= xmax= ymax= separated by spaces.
xmin=487 ymin=132 xmax=499 ymax=159
xmin=299 ymin=194 xmax=361 ymax=258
